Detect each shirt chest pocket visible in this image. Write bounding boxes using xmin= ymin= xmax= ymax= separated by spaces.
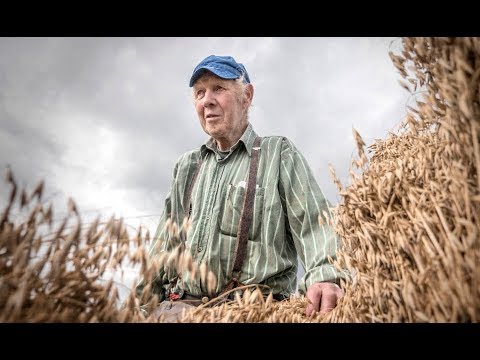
xmin=219 ymin=183 xmax=265 ymax=242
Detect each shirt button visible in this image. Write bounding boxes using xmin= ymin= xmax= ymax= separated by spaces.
xmin=205 ymin=216 xmax=210 ymax=220
xmin=197 ymin=246 xmax=202 ymax=252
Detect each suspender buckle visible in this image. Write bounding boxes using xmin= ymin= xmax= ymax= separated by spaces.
xmin=231 ymin=270 xmax=242 ymax=283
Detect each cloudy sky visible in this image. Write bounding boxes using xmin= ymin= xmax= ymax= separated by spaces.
xmin=0 ymin=37 xmax=407 ymax=241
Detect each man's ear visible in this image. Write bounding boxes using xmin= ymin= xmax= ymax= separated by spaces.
xmin=244 ymin=83 xmax=254 ymax=105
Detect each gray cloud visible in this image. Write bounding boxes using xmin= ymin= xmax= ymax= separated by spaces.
xmin=0 ymin=37 xmax=407 ymax=236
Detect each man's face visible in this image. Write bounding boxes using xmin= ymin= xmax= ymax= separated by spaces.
xmin=193 ymin=73 xmax=249 ymax=145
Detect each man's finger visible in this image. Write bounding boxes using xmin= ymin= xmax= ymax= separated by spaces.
xmin=305 ymin=291 xmax=321 ymax=317
xmin=319 ymin=292 xmax=338 ymax=315
xmin=306 ymin=303 xmax=316 ymax=317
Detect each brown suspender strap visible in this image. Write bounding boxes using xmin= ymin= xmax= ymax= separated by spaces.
xmin=184 ymin=155 xmax=203 ymax=219
xmin=221 ymin=136 xmax=262 ymax=295
xmin=182 ymin=137 xmax=262 ymax=295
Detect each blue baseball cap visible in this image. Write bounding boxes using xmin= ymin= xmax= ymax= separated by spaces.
xmin=189 ymin=55 xmax=251 ymax=87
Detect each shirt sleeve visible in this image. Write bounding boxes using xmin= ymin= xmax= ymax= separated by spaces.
xmin=278 ymin=138 xmax=347 ymax=294
xmin=136 ymin=158 xmax=182 ymax=302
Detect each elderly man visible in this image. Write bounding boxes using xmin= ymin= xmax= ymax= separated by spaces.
xmin=139 ymin=55 xmax=346 ymax=322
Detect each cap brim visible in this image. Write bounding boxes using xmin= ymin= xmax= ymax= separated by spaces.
xmin=189 ymin=65 xmax=239 ymax=87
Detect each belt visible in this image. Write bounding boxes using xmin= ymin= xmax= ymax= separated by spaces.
xmin=181 ymin=293 xmax=205 ymax=306
xmin=168 ymin=292 xmax=205 ymax=307
xmin=172 ymin=291 xmax=288 ymax=306
xmin=183 ymin=293 xmax=203 ymax=300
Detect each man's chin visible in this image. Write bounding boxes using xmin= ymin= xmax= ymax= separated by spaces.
xmin=206 ymin=128 xmax=224 ymax=139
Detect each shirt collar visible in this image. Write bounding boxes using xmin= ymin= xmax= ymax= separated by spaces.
xmin=201 ymin=122 xmax=258 ymax=158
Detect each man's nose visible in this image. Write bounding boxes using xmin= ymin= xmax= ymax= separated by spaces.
xmin=203 ymin=90 xmax=216 ymax=107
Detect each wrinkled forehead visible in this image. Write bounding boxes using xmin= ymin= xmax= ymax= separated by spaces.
xmin=192 ymin=71 xmax=234 ymax=89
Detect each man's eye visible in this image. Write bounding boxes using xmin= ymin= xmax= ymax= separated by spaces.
xmin=214 ymin=86 xmax=224 ymax=92
xmin=196 ymin=90 xmax=205 ymax=99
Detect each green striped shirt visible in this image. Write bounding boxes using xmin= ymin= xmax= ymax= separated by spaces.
xmin=147 ymin=123 xmax=345 ymax=299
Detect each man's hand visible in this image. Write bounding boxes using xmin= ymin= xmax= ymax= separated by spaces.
xmin=305 ymin=281 xmax=344 ymax=317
